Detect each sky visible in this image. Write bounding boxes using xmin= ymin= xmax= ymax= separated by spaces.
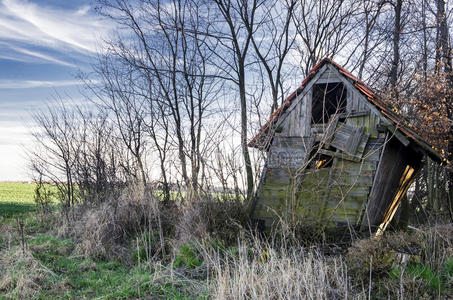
xmin=0 ymin=0 xmax=112 ymax=181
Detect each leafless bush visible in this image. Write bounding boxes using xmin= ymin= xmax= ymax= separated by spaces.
xmin=413 ymin=224 xmax=453 ymax=268
xmin=177 ymin=196 xmax=249 ymax=246
xmin=29 ymin=101 xmax=136 ymax=220
xmin=58 ymin=184 xmax=170 ymax=262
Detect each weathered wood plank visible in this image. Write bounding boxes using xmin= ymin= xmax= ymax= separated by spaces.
xmin=267 ymin=136 xmax=312 ymax=169
xmin=327 ymin=121 xmax=370 ymax=158
xmin=333 ymin=174 xmax=374 ymax=186
xmin=330 ymin=122 xmax=355 ymax=151
xmin=303 ymin=93 xmax=311 ymax=136
xmin=339 ymin=110 xmax=370 ymax=118
xmin=361 ymin=138 xmax=423 ymax=230
xmin=334 ymin=159 xmax=377 ymax=171
xmin=347 ymin=126 xmax=365 ymax=154
xmin=346 ymin=85 xmax=353 ymax=112
xmin=319 ymin=67 xmax=341 ymax=81
xmin=318 ymin=149 xmax=362 ymax=163
xmin=384 ymin=123 xmax=410 ymax=147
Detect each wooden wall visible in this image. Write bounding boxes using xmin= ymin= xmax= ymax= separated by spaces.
xmin=253 ymin=136 xmax=313 ymax=228
xmin=361 ymin=138 xmax=423 ymax=230
xmin=252 ymin=64 xmax=419 ymax=232
xmin=278 ymin=92 xmax=311 ymax=137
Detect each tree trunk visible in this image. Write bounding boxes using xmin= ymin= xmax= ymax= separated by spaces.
xmin=239 ymin=60 xmax=255 ymax=201
xmin=389 ymin=0 xmax=402 ymax=91
xmin=422 ymin=0 xmax=428 ymax=81
xmin=437 ymin=0 xmax=453 ymax=221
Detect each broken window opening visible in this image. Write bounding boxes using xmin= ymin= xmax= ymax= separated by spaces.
xmin=312 ymin=82 xmax=347 ymax=124
xmin=307 ymin=142 xmax=335 ymax=169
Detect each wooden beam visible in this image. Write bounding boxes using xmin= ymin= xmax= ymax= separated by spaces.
xmin=339 ymin=110 xmax=370 ymax=118
xmin=318 ymin=149 xmax=362 ymax=163
xmin=347 ymin=126 xmax=365 ymax=155
xmin=315 ymin=78 xmax=343 ymax=84
xmin=384 ymin=123 xmax=410 ymax=147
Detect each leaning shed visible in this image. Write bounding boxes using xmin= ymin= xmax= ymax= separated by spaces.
xmin=249 ymin=58 xmax=441 ymax=235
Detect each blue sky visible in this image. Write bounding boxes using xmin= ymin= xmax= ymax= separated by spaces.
xmin=0 ymin=0 xmax=111 ymax=181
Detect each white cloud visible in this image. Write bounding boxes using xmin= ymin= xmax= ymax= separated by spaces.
xmin=0 ymin=124 xmax=31 ymax=180
xmin=0 ymin=0 xmax=113 ymax=57
xmin=75 ymin=5 xmax=91 ymax=16
xmin=0 ymin=41 xmax=78 ymax=66
xmin=0 ymin=0 xmax=111 ymax=180
xmin=8 ymin=45 xmax=77 ymax=67
xmin=0 ymin=79 xmax=83 ymax=89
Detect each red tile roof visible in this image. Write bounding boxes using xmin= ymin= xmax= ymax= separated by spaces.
xmin=248 ymin=57 xmax=441 ymax=161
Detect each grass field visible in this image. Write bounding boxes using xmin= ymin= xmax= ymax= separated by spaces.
xmin=0 ymin=182 xmax=203 ymax=299
xmin=1 ymin=182 xmax=452 ymax=299
xmin=0 ymin=182 xmax=38 ymax=217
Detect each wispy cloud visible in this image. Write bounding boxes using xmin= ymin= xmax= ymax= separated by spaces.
xmin=0 ymin=79 xmax=85 ymax=89
xmin=0 ymin=0 xmax=112 ymax=65
xmin=0 ymin=1 xmax=110 ymax=181
xmin=5 ymin=44 xmax=77 ymax=67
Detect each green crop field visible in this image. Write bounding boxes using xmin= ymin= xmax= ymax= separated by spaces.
xmin=0 ymin=182 xmax=59 ymax=218
xmin=0 ymin=182 xmax=38 ymax=217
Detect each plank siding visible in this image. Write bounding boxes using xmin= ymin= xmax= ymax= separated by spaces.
xmin=361 ymin=138 xmax=423 ymax=230
xmin=252 ymin=62 xmax=427 ymax=234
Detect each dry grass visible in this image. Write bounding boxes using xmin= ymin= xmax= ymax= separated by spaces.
xmin=0 ymin=247 xmax=58 ymax=299
xmin=58 ymin=184 xmax=167 ymax=262
xmin=200 ymin=239 xmax=356 ymax=299
xmin=177 ymin=197 xmax=248 ymax=245
xmin=3 ymin=181 xmax=452 ymax=299
xmin=346 ymin=225 xmax=453 ymax=298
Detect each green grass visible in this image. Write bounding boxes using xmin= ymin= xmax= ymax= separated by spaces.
xmin=27 ymin=236 xmax=178 ymax=299
xmin=1 ymin=234 xmax=204 ymax=299
xmin=0 ymin=182 xmax=38 ymax=217
xmin=0 ymin=182 xmax=208 ymax=298
xmin=0 ymin=182 xmax=59 ymax=218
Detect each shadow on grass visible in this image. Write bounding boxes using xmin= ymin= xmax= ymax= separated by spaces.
xmin=0 ymin=202 xmax=36 ymax=218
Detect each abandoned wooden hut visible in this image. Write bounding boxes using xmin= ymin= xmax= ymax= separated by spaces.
xmin=249 ymin=58 xmax=441 ymax=234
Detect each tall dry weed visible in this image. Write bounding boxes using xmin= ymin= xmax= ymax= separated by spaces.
xmin=201 ymin=239 xmax=354 ymax=299
xmin=177 ymin=197 xmax=248 ymax=245
xmin=59 ymin=184 xmax=169 ymax=261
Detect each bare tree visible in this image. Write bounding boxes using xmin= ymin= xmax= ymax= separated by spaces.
xmin=204 ymin=0 xmax=263 ymax=202
xmin=28 ymin=100 xmax=129 ymax=218
xmin=73 ymin=107 xmax=126 ymax=204
xmin=355 ymin=0 xmax=386 ymax=80
xmin=436 ymin=0 xmax=453 ymax=216
xmin=95 ymin=0 xmax=223 ymax=199
xmin=86 ymin=55 xmax=149 ymax=186
xmin=292 ymin=0 xmax=357 ymax=75
xmin=389 ymin=0 xmax=402 ymax=91
xmin=245 ymin=0 xmax=298 ymax=112
xmin=29 ymin=102 xmax=79 ymax=219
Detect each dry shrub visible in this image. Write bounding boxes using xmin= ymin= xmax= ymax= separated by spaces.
xmin=415 ymin=224 xmax=453 ymax=265
xmin=347 ymin=231 xmax=421 ymax=281
xmin=346 ymin=224 xmax=453 ymax=298
xmin=0 ymin=247 xmax=57 ymax=299
xmin=60 ymin=184 xmax=168 ymax=261
xmin=200 ymin=239 xmax=353 ymax=299
xmin=177 ymin=196 xmax=249 ymax=245
xmin=71 ymin=201 xmax=130 ymax=260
